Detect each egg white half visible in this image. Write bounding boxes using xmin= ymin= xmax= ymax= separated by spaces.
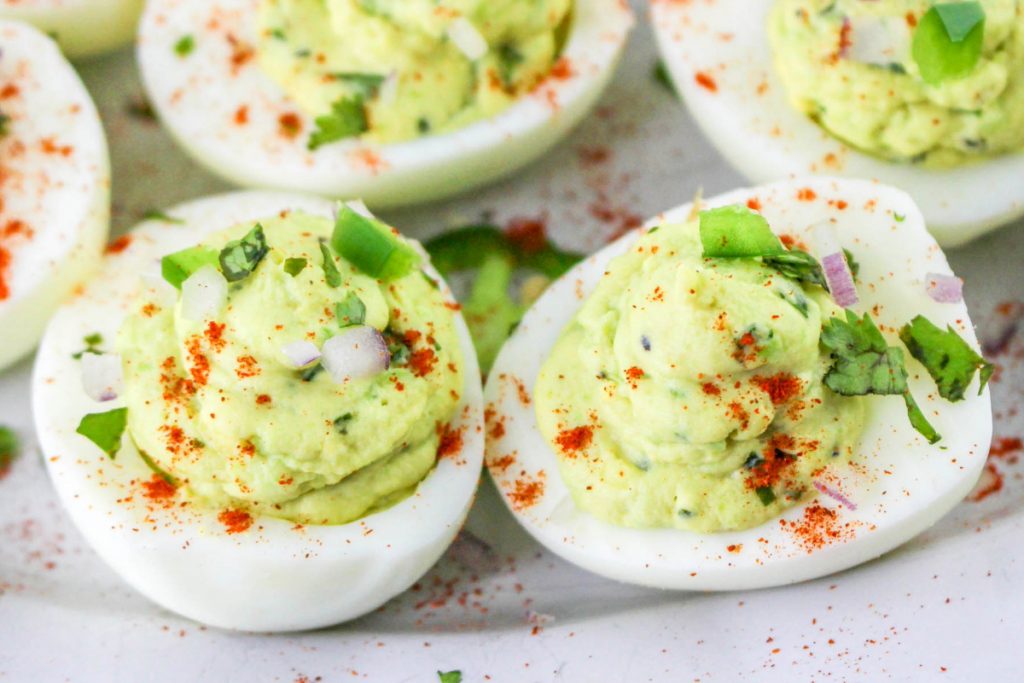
xmin=32 ymin=191 xmax=484 ymax=632
xmin=136 ymin=0 xmax=634 ymax=208
xmin=650 ymin=0 xmax=1024 ymax=247
xmin=484 ymin=177 xmax=992 ymax=591
xmin=0 ymin=20 xmax=109 ymax=371
xmin=0 ymin=0 xmax=143 ymax=58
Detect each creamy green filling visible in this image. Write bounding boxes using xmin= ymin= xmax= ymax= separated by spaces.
xmin=534 ymin=215 xmax=867 ymax=532
xmin=117 ymin=212 xmax=463 ymax=525
xmin=257 ymin=0 xmax=572 ymax=145
xmin=768 ymin=0 xmax=1024 ymax=166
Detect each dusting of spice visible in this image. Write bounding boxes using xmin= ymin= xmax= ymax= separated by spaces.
xmin=218 ymin=509 xmax=253 ymax=534
xmin=436 ymin=422 xmax=464 ymax=459
xmin=780 ymin=503 xmax=855 ymax=552
xmin=555 ymin=425 xmax=593 ymax=456
xmin=752 ymin=373 xmax=803 ymax=405
xmin=508 ymin=471 xmax=546 ymax=511
xmin=141 ymin=474 xmax=177 ymax=502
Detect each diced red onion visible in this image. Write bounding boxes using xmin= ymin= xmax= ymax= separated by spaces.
xmin=925 ymin=272 xmax=964 ymax=304
xmin=321 ymin=326 xmax=390 ymax=384
xmin=814 ymin=480 xmax=857 ymax=511
xmin=181 ymin=265 xmax=227 ymax=322
xmin=447 ymin=17 xmax=488 ymax=61
xmin=812 ymin=222 xmax=858 ymax=308
xmin=281 ymin=340 xmax=321 ymax=369
xmin=845 ymin=15 xmax=910 ymax=66
xmin=81 ymin=353 xmax=123 ymax=402
xmin=822 ymin=252 xmax=859 ymax=307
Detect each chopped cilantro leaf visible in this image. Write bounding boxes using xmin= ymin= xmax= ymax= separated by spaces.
xmin=174 ymin=35 xmax=195 ymax=57
xmin=308 ymin=96 xmax=368 ymax=150
xmin=903 ymin=392 xmax=941 ymax=445
xmin=161 ymin=246 xmax=220 ymax=289
xmin=912 ymin=2 xmax=985 ymax=85
xmin=219 ymin=224 xmax=269 ymax=282
xmin=72 ymin=333 xmax=105 ymax=360
xmin=898 ymin=315 xmax=993 ymax=401
xmin=821 ymin=311 xmax=941 ymax=443
xmin=283 ymin=257 xmax=307 ymax=277
xmin=763 ymin=249 xmax=827 ymax=289
xmin=497 ymin=43 xmax=524 ymax=87
xmin=699 ymin=205 xmax=783 ymax=258
xmin=334 ymin=72 xmax=386 ymax=97
xmin=821 ymin=310 xmax=908 ymax=396
xmin=0 ymin=426 xmax=18 ymax=471
xmin=76 ymin=408 xmax=128 ymax=459
xmin=843 ymin=248 xmax=860 ymax=279
xmin=333 ymin=413 xmax=354 ymax=434
xmin=437 ymin=672 xmax=462 ymax=683
xmin=653 ymin=60 xmax=678 ymax=98
xmin=755 ymin=486 xmax=776 ymax=506
xmin=0 ymin=110 xmax=9 ymax=138
xmin=138 ymin=449 xmax=178 ymax=486
xmin=300 ymin=363 xmax=324 ymax=382
xmin=142 ymin=209 xmax=185 ymax=224
xmin=319 ymin=241 xmax=342 ymax=288
xmin=336 ymin=292 xmax=366 ymax=327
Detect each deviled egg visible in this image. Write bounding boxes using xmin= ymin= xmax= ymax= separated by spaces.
xmin=137 ymin=0 xmax=634 ymax=207
xmin=0 ymin=0 xmax=144 ymax=58
xmin=484 ymin=177 xmax=992 ymax=590
xmin=0 ymin=20 xmax=109 ymax=371
xmin=33 ymin=191 xmax=484 ymax=631
xmin=650 ymin=0 xmax=1024 ymax=246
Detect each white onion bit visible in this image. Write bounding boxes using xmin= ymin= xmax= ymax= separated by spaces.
xmin=447 ymin=17 xmax=488 ymax=61
xmin=180 ymin=265 xmax=228 ymax=322
xmin=925 ymin=272 xmax=964 ymax=304
xmin=321 ymin=326 xmax=390 ymax=384
xmin=281 ymin=340 xmax=321 ymax=369
xmin=81 ymin=353 xmax=124 ymax=402
xmin=378 ymin=70 xmax=399 ymax=105
xmin=845 ymin=15 xmax=910 ymax=66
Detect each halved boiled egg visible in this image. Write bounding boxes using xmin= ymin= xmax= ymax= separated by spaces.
xmin=136 ymin=0 xmax=634 ymax=208
xmin=650 ymin=0 xmax=1024 ymax=246
xmin=0 ymin=0 xmax=144 ymax=58
xmin=484 ymin=177 xmax=992 ymax=590
xmin=0 ymin=20 xmax=109 ymax=371
xmin=32 ymin=191 xmax=484 ymax=631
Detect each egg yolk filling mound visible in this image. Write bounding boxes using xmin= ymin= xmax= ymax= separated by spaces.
xmin=769 ymin=0 xmax=1024 ymax=166
xmin=534 ymin=210 xmax=868 ymax=533
xmin=257 ymin=0 xmax=573 ymax=145
xmin=117 ymin=211 xmax=463 ymax=525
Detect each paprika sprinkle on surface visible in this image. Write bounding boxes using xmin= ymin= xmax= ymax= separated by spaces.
xmin=218 ymin=509 xmax=253 ymax=535
xmin=508 ymin=471 xmax=545 ymax=511
xmin=753 ymin=373 xmax=803 ymax=405
xmin=555 ymin=425 xmax=593 ymax=456
xmin=780 ymin=504 xmax=855 ymax=552
xmin=694 ymin=71 xmax=718 ymax=92
xmin=141 ymin=474 xmax=177 ymax=503
xmin=436 ymin=422 xmax=464 ymax=459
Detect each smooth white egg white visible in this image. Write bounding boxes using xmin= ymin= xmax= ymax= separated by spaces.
xmin=136 ymin=0 xmax=633 ymax=208
xmin=32 ymin=191 xmax=484 ymax=632
xmin=0 ymin=20 xmax=109 ymax=371
xmin=484 ymin=177 xmax=992 ymax=591
xmin=0 ymin=0 xmax=143 ymax=58
xmin=649 ymin=0 xmax=1024 ymax=247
